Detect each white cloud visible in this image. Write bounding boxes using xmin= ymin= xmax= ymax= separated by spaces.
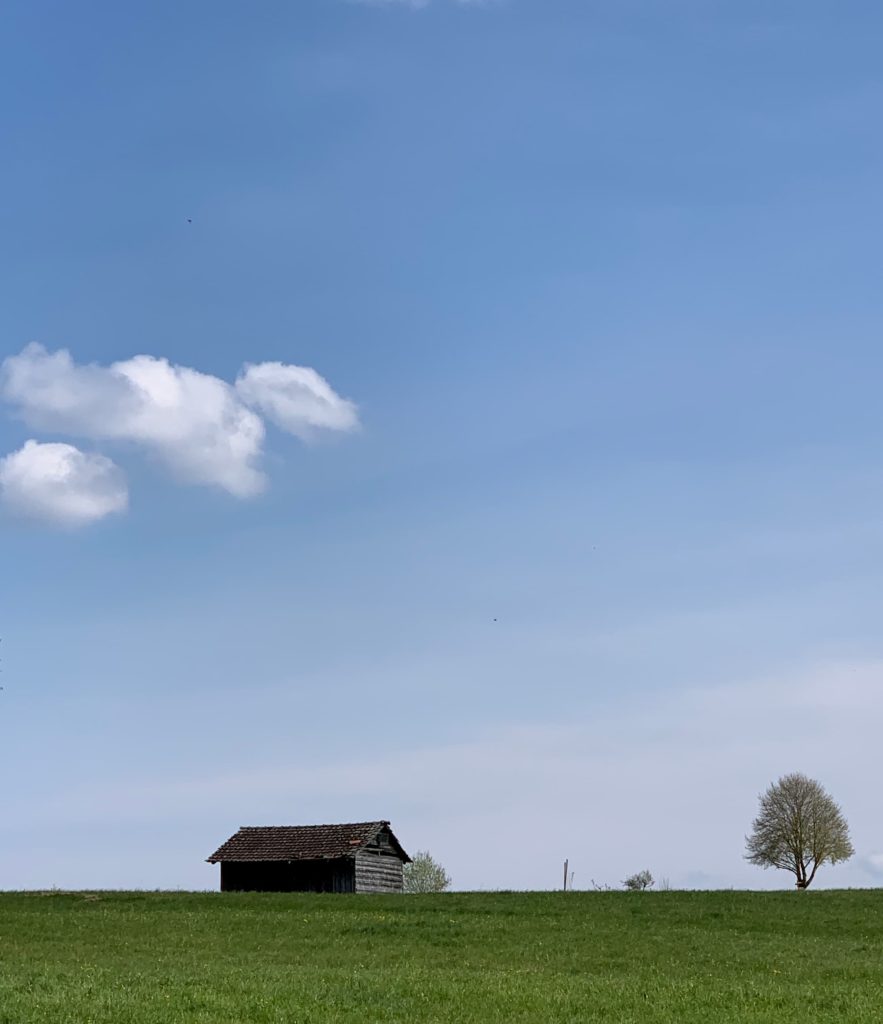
xmin=0 ymin=440 xmax=127 ymax=527
xmin=861 ymin=852 xmax=883 ymax=878
xmin=236 ymin=361 xmax=359 ymax=440
xmin=2 ymin=344 xmax=266 ymax=497
xmin=1 ymin=344 xmax=358 ymax=501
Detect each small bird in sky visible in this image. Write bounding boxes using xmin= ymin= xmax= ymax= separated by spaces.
xmin=186 ymin=218 xmax=192 ymax=224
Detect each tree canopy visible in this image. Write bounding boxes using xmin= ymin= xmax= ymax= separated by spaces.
xmin=745 ymin=772 xmax=853 ymax=889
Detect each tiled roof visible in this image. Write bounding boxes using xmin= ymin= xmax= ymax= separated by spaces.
xmin=206 ymin=821 xmax=410 ymax=863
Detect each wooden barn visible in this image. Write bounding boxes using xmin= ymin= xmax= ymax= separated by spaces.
xmin=206 ymin=820 xmax=411 ymax=894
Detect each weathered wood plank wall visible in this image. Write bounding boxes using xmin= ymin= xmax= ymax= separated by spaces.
xmin=354 ymin=849 xmax=404 ymax=893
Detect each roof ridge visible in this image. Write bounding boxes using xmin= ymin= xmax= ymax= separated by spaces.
xmin=237 ymin=821 xmax=387 ymax=830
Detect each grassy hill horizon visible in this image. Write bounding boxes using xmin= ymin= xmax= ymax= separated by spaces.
xmin=1 ymin=889 xmax=881 ymax=1022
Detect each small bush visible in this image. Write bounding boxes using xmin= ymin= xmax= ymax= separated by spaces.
xmin=623 ymin=870 xmax=654 ymax=891
xmin=404 ymin=851 xmax=451 ymax=893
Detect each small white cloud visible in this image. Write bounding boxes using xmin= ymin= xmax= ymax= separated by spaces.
xmin=235 ymin=362 xmax=359 ymax=440
xmin=0 ymin=440 xmax=128 ymax=527
xmin=861 ymin=853 xmax=883 ymax=878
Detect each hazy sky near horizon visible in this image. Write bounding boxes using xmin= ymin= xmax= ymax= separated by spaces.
xmin=3 ymin=0 xmax=883 ymax=891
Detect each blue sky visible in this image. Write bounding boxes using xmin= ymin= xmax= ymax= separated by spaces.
xmin=2 ymin=0 xmax=883 ymax=891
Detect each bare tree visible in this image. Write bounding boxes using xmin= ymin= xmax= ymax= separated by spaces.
xmin=745 ymin=772 xmax=854 ymax=889
xmin=403 ymin=850 xmax=451 ymax=893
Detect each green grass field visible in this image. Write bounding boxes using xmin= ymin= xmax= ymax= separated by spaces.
xmin=1 ymin=890 xmax=882 ymax=1022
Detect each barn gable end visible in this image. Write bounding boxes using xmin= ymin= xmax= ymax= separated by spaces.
xmin=354 ymin=824 xmax=406 ymax=893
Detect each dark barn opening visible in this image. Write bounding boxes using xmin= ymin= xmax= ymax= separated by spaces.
xmin=207 ymin=821 xmax=410 ymax=894
xmin=220 ymin=859 xmax=355 ymax=893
